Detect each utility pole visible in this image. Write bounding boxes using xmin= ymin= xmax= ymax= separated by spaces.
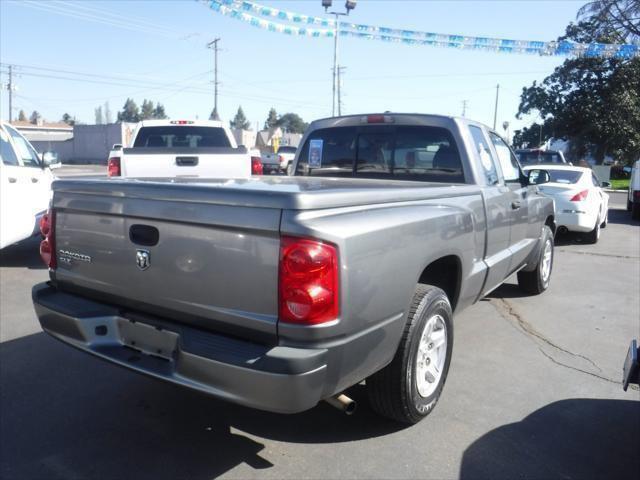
xmin=337 ymin=66 xmax=346 ymax=116
xmin=461 ymin=100 xmax=468 ymax=117
xmin=207 ymin=38 xmax=221 ymax=120
xmin=7 ymin=64 xmax=13 ymax=122
xmin=493 ymin=84 xmax=500 ymax=130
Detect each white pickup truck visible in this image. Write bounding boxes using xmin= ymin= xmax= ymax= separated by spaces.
xmin=108 ymin=120 xmax=252 ymax=178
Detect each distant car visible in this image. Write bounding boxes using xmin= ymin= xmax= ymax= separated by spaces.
xmin=259 ymin=150 xmax=280 ymax=175
xmin=0 ymin=121 xmax=60 ymax=249
xmin=525 ymin=165 xmax=609 ymax=243
xmin=276 ymin=145 xmax=297 ymax=173
xmin=107 ymin=119 xmax=251 ymax=179
xmin=627 ymin=159 xmax=640 ymax=220
xmin=516 ymin=149 xmax=568 ymax=167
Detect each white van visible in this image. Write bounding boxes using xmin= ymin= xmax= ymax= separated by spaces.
xmin=629 ymin=160 xmax=640 ymax=220
xmin=0 ymin=122 xmax=60 ymax=249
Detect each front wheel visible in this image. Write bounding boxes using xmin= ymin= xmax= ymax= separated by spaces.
xmin=367 ymin=285 xmax=453 ymax=424
xmin=517 ymin=225 xmax=554 ymax=295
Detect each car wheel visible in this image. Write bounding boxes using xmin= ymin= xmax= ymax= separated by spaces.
xmin=628 ymin=199 xmax=633 ymax=212
xmin=601 ymin=209 xmax=608 ymax=228
xmin=286 ymin=162 xmax=294 ymax=176
xmin=517 ymin=225 xmax=554 ymax=295
xmin=633 ymin=203 xmax=640 ymax=220
xmin=583 ymin=216 xmax=601 ymax=244
xmin=367 ymin=284 xmax=453 ymax=424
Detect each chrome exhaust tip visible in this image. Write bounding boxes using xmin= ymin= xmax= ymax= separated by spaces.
xmin=325 ymin=393 xmax=357 ymax=415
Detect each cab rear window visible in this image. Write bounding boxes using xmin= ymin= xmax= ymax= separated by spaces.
xmin=133 ymin=126 xmax=231 ymax=148
xmin=295 ymin=126 xmax=464 ymax=183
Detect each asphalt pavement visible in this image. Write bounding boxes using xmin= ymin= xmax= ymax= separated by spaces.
xmin=0 ymin=190 xmax=638 ymax=479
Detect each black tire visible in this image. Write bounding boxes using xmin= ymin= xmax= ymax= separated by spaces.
xmin=601 ymin=210 xmax=608 ymax=228
xmin=582 ymin=216 xmax=601 ymax=244
xmin=633 ymin=203 xmax=640 ymax=221
xmin=367 ymin=285 xmax=453 ymax=424
xmin=517 ymin=225 xmax=554 ymax=295
xmin=627 ymin=199 xmax=632 ymax=212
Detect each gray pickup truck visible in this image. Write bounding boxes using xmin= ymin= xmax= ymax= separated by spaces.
xmin=33 ymin=114 xmax=555 ymax=424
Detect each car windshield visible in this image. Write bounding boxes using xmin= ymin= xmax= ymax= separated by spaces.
xmin=546 ymin=170 xmax=583 ymax=184
xmin=295 ymin=125 xmax=464 ymax=183
xmin=517 ymin=151 xmax=563 ymax=166
xmin=277 ymin=146 xmax=296 ymax=153
xmin=4 ymin=124 xmax=42 ymax=167
xmin=133 ymin=126 xmax=231 ymax=148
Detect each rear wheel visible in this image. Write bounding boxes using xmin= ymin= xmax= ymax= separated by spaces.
xmin=601 ymin=209 xmax=608 ymax=228
xmin=633 ymin=203 xmax=640 ymax=220
xmin=628 ymin=199 xmax=632 ymax=212
xmin=583 ymin=215 xmax=601 ymax=244
xmin=367 ymin=285 xmax=453 ymax=424
xmin=286 ymin=162 xmax=294 ymax=176
xmin=517 ymin=225 xmax=554 ymax=295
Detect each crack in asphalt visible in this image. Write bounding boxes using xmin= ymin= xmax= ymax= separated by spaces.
xmin=488 ymin=297 xmax=632 ymax=386
xmin=491 ymin=298 xmax=603 ymax=372
xmin=555 ymin=249 xmax=640 ymax=260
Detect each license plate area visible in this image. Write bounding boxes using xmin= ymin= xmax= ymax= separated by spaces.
xmin=118 ymin=319 xmax=179 ymax=361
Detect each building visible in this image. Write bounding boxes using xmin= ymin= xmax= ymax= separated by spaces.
xmin=11 ymin=122 xmax=136 ymax=164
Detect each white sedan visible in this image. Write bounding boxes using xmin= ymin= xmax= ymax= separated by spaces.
xmin=524 ymin=165 xmax=610 ymax=244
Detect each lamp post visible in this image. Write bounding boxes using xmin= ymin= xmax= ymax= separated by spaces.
xmin=322 ymin=1 xmax=356 ymax=117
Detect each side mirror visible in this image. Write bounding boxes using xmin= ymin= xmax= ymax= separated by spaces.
xmin=42 ymin=151 xmax=61 ymax=169
xmin=112 ymin=143 xmax=123 ymax=151
xmin=601 ymin=181 xmax=611 ymax=188
xmin=527 ymin=169 xmax=550 ymax=185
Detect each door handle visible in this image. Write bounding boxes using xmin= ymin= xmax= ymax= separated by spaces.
xmin=31 ymin=177 xmax=39 ymax=183
xmin=176 ymin=156 xmax=198 ymax=166
xmin=8 ymin=177 xmax=17 ymax=183
xmin=511 ymin=201 xmax=521 ymax=210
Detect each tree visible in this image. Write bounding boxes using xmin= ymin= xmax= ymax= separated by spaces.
xmin=152 ymin=103 xmax=167 ymax=119
xmin=140 ymin=99 xmax=155 ymax=120
xmin=230 ymin=106 xmax=251 ymax=130
xmin=264 ymin=108 xmax=278 ymax=130
xmin=17 ymin=110 xmax=27 ymax=122
xmin=517 ymin=20 xmax=640 ymax=164
xmin=94 ymin=106 xmax=103 ymax=125
xmin=29 ymin=111 xmax=42 ymax=125
xmin=117 ymin=98 xmax=140 ymax=122
xmin=61 ymin=113 xmax=75 ymax=126
xmin=276 ymin=112 xmax=308 ymax=134
xmin=104 ymin=101 xmax=113 ymax=124
xmin=578 ymin=0 xmax=640 ymax=42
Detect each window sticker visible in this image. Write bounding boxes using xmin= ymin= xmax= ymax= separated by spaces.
xmin=308 ymin=139 xmax=323 ymax=168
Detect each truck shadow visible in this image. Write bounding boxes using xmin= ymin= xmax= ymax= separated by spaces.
xmin=459 ymin=398 xmax=640 ymax=479
xmin=0 ymin=332 xmax=401 ymax=480
xmin=0 ymin=237 xmax=47 ymax=270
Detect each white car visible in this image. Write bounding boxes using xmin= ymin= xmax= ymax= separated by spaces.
xmin=277 ymin=145 xmax=297 ymax=173
xmin=107 ymin=119 xmax=251 ymax=179
xmin=525 ymin=165 xmax=610 ymax=243
xmin=0 ymin=122 xmax=60 ymax=249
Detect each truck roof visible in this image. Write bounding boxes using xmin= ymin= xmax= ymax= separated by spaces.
xmin=136 ymin=119 xmax=225 ymax=128
xmin=305 ymin=113 xmax=490 ymax=132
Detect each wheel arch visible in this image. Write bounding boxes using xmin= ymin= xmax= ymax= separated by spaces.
xmin=417 ymin=255 xmax=462 ymax=312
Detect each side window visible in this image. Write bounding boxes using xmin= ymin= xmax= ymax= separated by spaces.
xmin=0 ymin=130 xmax=20 ymax=166
xmin=4 ymin=125 xmax=41 ymax=168
xmin=469 ymin=126 xmax=498 ymax=185
xmin=591 ymin=173 xmax=600 ymax=187
xmin=489 ymin=132 xmax=521 ymax=182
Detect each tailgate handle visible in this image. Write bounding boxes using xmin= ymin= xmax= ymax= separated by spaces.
xmin=176 ymin=156 xmax=198 ymax=166
xmin=130 ymin=225 xmax=159 ymax=247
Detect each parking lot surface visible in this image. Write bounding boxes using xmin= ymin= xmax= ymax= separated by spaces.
xmin=1 ymin=189 xmax=638 ymax=479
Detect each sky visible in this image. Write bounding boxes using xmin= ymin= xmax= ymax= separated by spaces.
xmin=0 ymin=0 xmax=589 ymax=136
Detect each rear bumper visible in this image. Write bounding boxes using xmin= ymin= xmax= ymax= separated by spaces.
xmin=556 ymin=211 xmax=598 ymax=233
xmin=32 ymin=283 xmax=328 ymax=414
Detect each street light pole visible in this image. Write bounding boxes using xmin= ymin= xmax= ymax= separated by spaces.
xmin=323 ymin=1 xmax=356 ymax=117
xmin=207 ymin=38 xmax=221 ymax=120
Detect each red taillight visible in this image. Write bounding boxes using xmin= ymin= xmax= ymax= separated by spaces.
xmin=279 ymin=236 xmax=339 ymax=325
xmin=570 ymin=189 xmax=589 ymax=201
xmin=39 ymin=210 xmax=56 ymax=269
xmin=251 ymin=156 xmax=263 ymax=175
xmin=170 ymin=120 xmax=194 ymax=125
xmin=108 ymin=157 xmax=121 ymax=177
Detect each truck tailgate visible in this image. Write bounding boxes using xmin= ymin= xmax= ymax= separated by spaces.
xmin=121 ymin=147 xmax=250 ymax=178
xmin=52 ymin=181 xmax=279 ymax=341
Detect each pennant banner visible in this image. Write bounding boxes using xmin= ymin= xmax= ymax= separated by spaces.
xmin=206 ymin=0 xmax=639 ymax=58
